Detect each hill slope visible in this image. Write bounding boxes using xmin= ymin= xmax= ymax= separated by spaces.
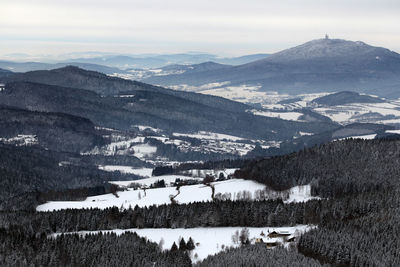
xmin=311 ymin=91 xmax=385 ymax=106
xmin=143 ymin=38 xmax=400 ymax=98
xmin=0 ymin=68 xmax=339 ymax=140
xmin=0 ymin=106 xmax=105 ymax=153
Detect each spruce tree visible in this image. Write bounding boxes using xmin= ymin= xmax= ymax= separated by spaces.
xmin=179 ymin=238 xmax=187 ymax=251
xmin=171 ymin=242 xmax=178 ymax=251
xmin=187 ymin=237 xmax=195 ymax=251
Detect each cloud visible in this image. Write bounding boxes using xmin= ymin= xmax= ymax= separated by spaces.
xmin=0 ymin=0 xmax=399 ymax=56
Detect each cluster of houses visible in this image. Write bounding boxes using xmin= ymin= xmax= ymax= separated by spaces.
xmin=254 ymin=230 xmax=296 ymax=248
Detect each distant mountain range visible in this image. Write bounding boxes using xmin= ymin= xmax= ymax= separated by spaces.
xmin=60 ymin=53 xmax=270 ymax=68
xmin=0 ymin=66 xmax=336 ymax=141
xmin=0 ymin=61 xmax=127 ymax=74
xmin=142 ymin=38 xmax=400 ymax=98
xmin=0 ymin=53 xmax=270 ymax=70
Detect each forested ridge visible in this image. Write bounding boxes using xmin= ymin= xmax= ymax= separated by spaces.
xmin=0 ymin=144 xmax=136 ymax=210
xmin=0 ymin=230 xmax=191 ymax=267
xmin=196 ymin=245 xmax=326 ymax=267
xmin=236 ymin=138 xmax=400 ymax=198
xmin=2 ymin=138 xmax=400 ymax=265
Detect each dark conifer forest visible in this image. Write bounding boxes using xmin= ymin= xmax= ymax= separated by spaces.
xmin=2 ymin=1 xmax=400 ymax=264
xmin=1 ymin=137 xmax=400 ymax=265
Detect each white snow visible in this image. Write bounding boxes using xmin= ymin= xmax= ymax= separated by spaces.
xmin=314 ymin=102 xmax=400 ymax=125
xmin=37 ymin=186 xmax=178 ymax=211
xmin=250 ymin=110 xmax=303 ymax=121
xmin=98 ymin=166 xmax=153 ymax=177
xmin=37 ymin=178 xmax=266 ymax=211
xmin=0 ymin=134 xmax=38 ymax=146
xmin=299 ymin=132 xmax=314 ymax=136
xmin=338 ymin=134 xmax=377 ymax=140
xmin=169 ymin=132 xmax=257 ymax=156
xmin=52 ymin=225 xmax=313 ymax=262
xmin=131 ymin=143 xmax=157 ymax=159
xmin=173 ymin=131 xmax=244 ymax=141
xmin=179 ymin=168 xmax=238 ymax=178
xmin=284 ymin=185 xmax=320 ymax=203
xmin=169 ymin=82 xmax=231 ymax=92
xmin=84 ymin=135 xmax=150 ymax=157
xmin=386 ymin=129 xmax=400 ymax=134
xmin=117 ymin=94 xmax=135 ymax=98
xmin=110 ymin=175 xmax=203 ymax=188
xmin=37 ymin=178 xmax=317 ymax=212
xmin=135 ymin=125 xmax=161 ymax=133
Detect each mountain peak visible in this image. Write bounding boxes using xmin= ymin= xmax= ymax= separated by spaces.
xmin=265 ymin=38 xmax=393 ymax=62
xmin=53 ymin=65 xmax=91 ymax=73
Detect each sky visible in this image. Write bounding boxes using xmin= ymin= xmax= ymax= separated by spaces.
xmin=1 ymin=0 xmax=400 ymax=58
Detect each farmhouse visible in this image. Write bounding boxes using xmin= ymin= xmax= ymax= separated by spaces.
xmin=268 ymin=231 xmax=291 ymax=238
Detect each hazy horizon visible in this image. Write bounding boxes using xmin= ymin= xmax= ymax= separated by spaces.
xmin=1 ymin=0 xmax=400 ymax=58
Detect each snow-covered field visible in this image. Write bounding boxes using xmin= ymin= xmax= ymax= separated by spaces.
xmin=37 ymin=178 xmax=265 ymax=211
xmin=173 ymin=131 xmax=244 ymax=142
xmin=52 ymin=225 xmax=313 ymax=262
xmin=110 ymin=175 xmax=203 ymax=187
xmin=284 ymin=185 xmax=320 ymax=203
xmin=134 ymin=125 xmax=161 ymax=133
xmin=180 ymin=85 xmax=400 ymax=126
xmin=178 ymin=168 xmax=237 ymax=178
xmin=98 ymin=166 xmax=153 ymax=177
xmin=250 ymin=110 xmax=304 ymax=121
xmin=0 ymin=134 xmax=38 ymax=146
xmin=37 ymin=176 xmax=317 ymax=212
xmin=386 ymin=129 xmax=400 ymax=134
xmin=337 ymin=134 xmax=377 ymax=141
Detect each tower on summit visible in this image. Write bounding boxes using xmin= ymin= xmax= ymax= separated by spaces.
xmin=325 ymin=34 xmax=329 ymax=39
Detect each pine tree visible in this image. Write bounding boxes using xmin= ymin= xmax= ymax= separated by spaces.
xmin=171 ymin=242 xmax=178 ymax=251
xmin=187 ymin=237 xmax=195 ymax=251
xmin=179 ymin=238 xmax=187 ymax=251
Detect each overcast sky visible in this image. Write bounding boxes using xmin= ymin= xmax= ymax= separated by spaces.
xmin=1 ymin=0 xmax=400 ymax=57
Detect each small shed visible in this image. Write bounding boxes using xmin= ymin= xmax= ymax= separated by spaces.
xmin=268 ymin=231 xmax=291 ymax=238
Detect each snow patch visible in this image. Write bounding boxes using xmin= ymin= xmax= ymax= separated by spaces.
xmin=134 ymin=125 xmax=161 ymax=133
xmin=173 ymin=131 xmax=244 ymax=141
xmin=385 ymin=129 xmax=400 ymax=134
xmin=250 ymin=110 xmax=303 ymax=121
xmin=284 ymin=185 xmax=320 ymax=203
xmin=110 ymin=175 xmax=202 ymax=188
xmin=52 ymin=225 xmax=313 ymax=262
xmin=338 ymin=134 xmax=377 ymax=140
xmin=37 ymin=179 xmax=318 ymax=212
xmin=98 ymin=166 xmax=153 ymax=177
xmin=0 ymin=134 xmax=38 ymax=146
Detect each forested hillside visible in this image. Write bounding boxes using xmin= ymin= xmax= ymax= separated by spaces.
xmin=236 ymin=138 xmax=400 ymax=198
xmin=2 ymin=137 xmax=400 ymax=265
xmin=196 ymin=245 xmax=324 ymax=267
xmin=0 ymin=230 xmax=191 ymax=267
xmin=0 ymin=144 xmax=129 ymax=210
xmin=0 ymin=106 xmax=106 ymax=153
xmin=0 ymin=77 xmax=337 ymax=139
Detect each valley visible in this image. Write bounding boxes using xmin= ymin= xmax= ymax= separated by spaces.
xmin=1 ymin=36 xmax=400 ymax=266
